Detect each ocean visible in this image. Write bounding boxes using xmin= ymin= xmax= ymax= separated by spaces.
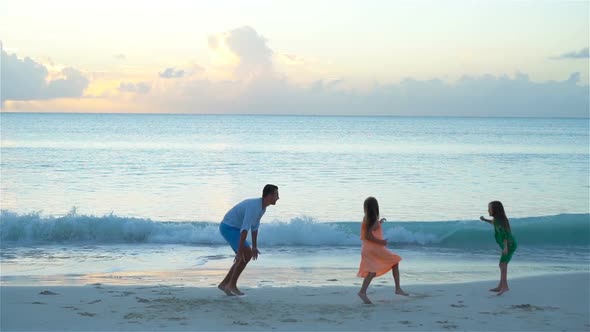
xmin=1 ymin=113 xmax=589 ymax=287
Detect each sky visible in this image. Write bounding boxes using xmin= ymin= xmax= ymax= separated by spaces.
xmin=0 ymin=0 xmax=588 ymax=117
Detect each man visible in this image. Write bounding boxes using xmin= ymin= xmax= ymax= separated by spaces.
xmin=218 ymin=184 xmax=279 ymax=295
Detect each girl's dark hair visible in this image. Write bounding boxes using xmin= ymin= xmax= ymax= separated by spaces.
xmin=364 ymin=197 xmax=380 ymax=231
xmin=489 ymin=201 xmax=511 ymax=231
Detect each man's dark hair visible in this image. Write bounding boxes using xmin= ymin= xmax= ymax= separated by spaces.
xmin=262 ymin=184 xmax=278 ymax=197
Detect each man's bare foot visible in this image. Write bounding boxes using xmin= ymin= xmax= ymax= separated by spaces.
xmin=218 ymin=284 xmax=235 ymax=296
xmin=228 ymin=287 xmax=244 ymax=296
xmin=489 ymin=287 xmax=501 ymax=292
xmin=395 ymin=289 xmax=409 ymax=296
xmin=496 ymin=287 xmax=509 ymax=296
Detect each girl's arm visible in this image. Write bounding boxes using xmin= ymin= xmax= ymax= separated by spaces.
xmin=479 ymin=216 xmax=493 ymax=224
xmin=365 ymin=227 xmax=387 ymax=246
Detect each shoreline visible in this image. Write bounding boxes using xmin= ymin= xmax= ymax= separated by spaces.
xmin=1 ymin=272 xmax=588 ymax=331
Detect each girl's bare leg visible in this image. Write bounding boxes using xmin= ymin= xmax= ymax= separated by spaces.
xmin=358 ymin=272 xmax=376 ymax=304
xmin=490 ymin=262 xmax=503 ymax=291
xmin=392 ymin=264 xmax=408 ymax=296
xmin=497 ymin=262 xmax=510 ymax=296
xmin=490 ymin=268 xmax=502 ymax=291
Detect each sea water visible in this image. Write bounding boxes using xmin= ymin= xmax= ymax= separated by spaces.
xmin=1 ymin=113 xmax=588 ymax=286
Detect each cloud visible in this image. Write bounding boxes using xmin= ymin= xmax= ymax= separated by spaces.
xmin=114 ymin=54 xmax=126 ymax=60
xmin=144 ymin=26 xmax=590 ymax=117
xmin=45 ymin=67 xmax=90 ymax=98
xmin=2 ymin=27 xmax=588 ymax=118
xmin=143 ymin=71 xmax=588 ymax=118
xmin=159 ymin=68 xmax=185 ymax=79
xmin=208 ymin=26 xmax=273 ymax=80
xmin=550 ymin=47 xmax=589 ymax=60
xmin=277 ymin=53 xmax=305 ymax=66
xmin=118 ymin=82 xmax=151 ymax=94
xmin=1 ymin=49 xmax=88 ymax=103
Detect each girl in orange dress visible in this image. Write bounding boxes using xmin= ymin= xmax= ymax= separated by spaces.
xmin=357 ymin=197 xmax=408 ymax=304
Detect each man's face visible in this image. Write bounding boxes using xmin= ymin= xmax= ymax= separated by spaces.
xmin=269 ymin=190 xmax=279 ymax=205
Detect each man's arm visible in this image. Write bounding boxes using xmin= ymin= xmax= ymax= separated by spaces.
xmin=251 ymin=230 xmax=260 ymax=260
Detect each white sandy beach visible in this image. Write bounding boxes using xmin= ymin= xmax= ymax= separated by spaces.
xmin=1 ymin=272 xmax=588 ymax=331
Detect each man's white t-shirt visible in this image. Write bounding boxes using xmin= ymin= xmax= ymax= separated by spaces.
xmin=221 ymin=197 xmax=266 ymax=232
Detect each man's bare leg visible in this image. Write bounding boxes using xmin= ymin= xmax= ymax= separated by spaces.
xmin=227 ymin=248 xmax=253 ymax=295
xmin=392 ymin=264 xmax=408 ymax=296
xmin=218 ymin=264 xmax=237 ymax=296
xmin=358 ymin=272 xmax=376 ymax=304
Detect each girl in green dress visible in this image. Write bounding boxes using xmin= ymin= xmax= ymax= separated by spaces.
xmin=480 ymin=201 xmax=517 ymax=296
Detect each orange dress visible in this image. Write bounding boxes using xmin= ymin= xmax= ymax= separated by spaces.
xmin=357 ymin=219 xmax=402 ymax=278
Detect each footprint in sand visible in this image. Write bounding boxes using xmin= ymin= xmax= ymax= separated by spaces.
xmin=281 ymin=318 xmax=297 ymax=323
xmin=233 ymin=320 xmax=249 ymax=326
xmin=450 ymin=303 xmax=466 ymax=308
xmin=408 ymin=293 xmax=431 ymax=299
xmin=78 ymin=312 xmax=96 ymax=317
xmin=167 ymin=317 xmax=187 ymax=321
xmin=32 ymin=301 xmax=46 ymax=305
xmin=438 ymin=321 xmax=458 ymax=328
xmin=124 ymin=313 xmax=144 ymax=320
xmin=62 ymin=306 xmax=79 ymax=310
xmin=87 ymin=300 xmax=101 ymax=304
xmin=39 ymin=290 xmax=58 ymax=295
xmin=509 ymin=304 xmax=557 ymax=312
xmin=443 ymin=324 xmax=459 ymax=329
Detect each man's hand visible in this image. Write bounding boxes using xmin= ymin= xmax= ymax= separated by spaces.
xmin=252 ymin=248 xmax=261 ymax=260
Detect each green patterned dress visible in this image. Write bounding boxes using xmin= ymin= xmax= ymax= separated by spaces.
xmin=494 ymin=222 xmax=517 ymax=263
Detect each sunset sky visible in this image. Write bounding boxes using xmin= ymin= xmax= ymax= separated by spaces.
xmin=1 ymin=0 xmax=588 ymax=116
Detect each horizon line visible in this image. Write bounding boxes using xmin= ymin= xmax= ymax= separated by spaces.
xmin=1 ymin=111 xmax=588 ymax=120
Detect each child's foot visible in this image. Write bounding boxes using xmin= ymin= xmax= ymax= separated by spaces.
xmin=496 ymin=287 xmax=509 ymax=296
xmin=218 ymin=284 xmax=235 ymax=296
xmin=358 ymin=292 xmax=373 ymax=304
xmin=228 ymin=287 xmax=244 ymax=296
xmin=489 ymin=286 xmax=501 ymax=292
xmin=395 ymin=289 xmax=409 ymax=296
